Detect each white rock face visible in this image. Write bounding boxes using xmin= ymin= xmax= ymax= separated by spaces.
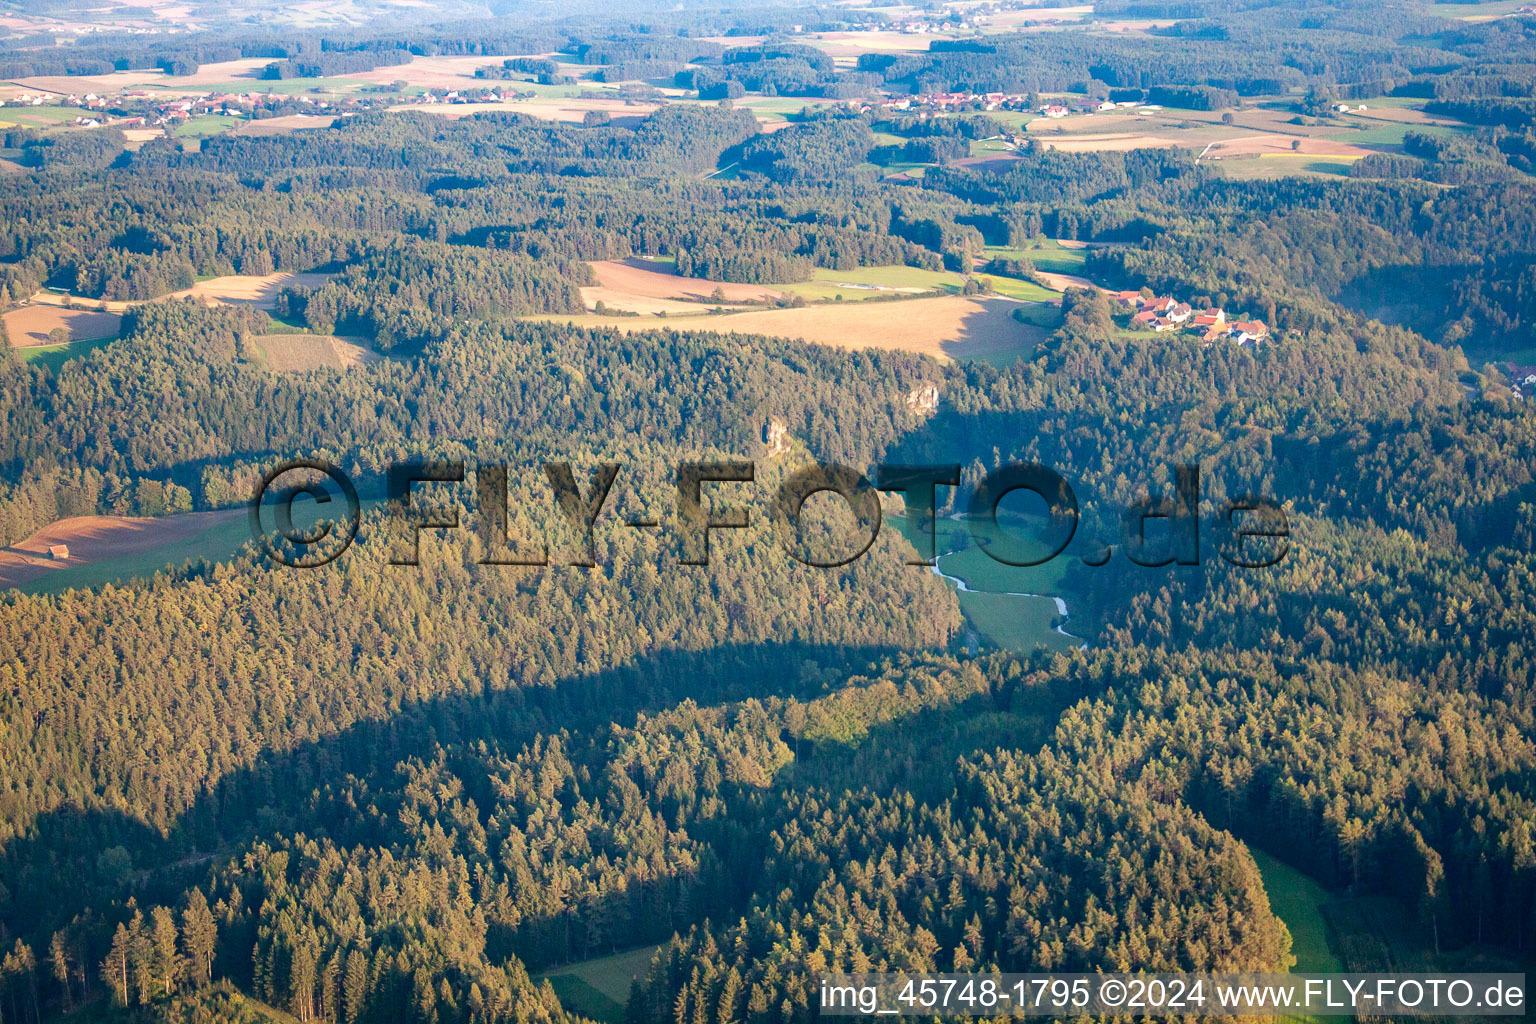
xmin=763 ymin=418 xmax=790 ymax=456
xmin=905 ymin=384 xmax=940 ymax=416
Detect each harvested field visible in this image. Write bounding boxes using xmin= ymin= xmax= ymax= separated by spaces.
xmin=588 ymin=259 xmax=781 ymax=304
xmin=1202 ymin=134 xmax=1373 ymax=158
xmin=952 ymin=153 xmax=1026 ymax=172
xmin=1180 ymin=107 xmax=1348 ymax=137
xmin=3 ymin=305 xmax=122 ymax=346
xmin=1349 ymin=106 xmax=1460 ymax=126
xmin=1034 ymin=131 xmax=1190 ymax=152
xmin=353 ymin=54 xmax=548 ymax=90
xmin=166 ymin=272 xmax=333 ymax=309
xmin=10 ymin=58 xmax=275 ymax=95
xmin=257 ymin=333 xmax=378 ymax=372
xmin=1214 ymin=154 xmax=1359 ymax=180
xmin=1034 ymin=271 xmax=1101 ymax=293
xmin=532 ymin=295 xmax=1044 ymax=364
xmin=0 ymin=158 xmax=24 ymax=174
xmin=399 ymin=97 xmax=660 ymax=123
xmin=234 ymin=114 xmax=335 ymax=137
xmin=122 ymin=127 xmax=165 ymax=149
xmin=582 ymin=289 xmax=731 ymax=315
xmin=0 ymin=511 xmax=242 ymax=589
xmin=25 ymin=291 xmax=129 ymax=312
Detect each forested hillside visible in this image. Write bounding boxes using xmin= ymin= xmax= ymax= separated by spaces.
xmin=1 ymin=1 xmax=1535 ymax=1022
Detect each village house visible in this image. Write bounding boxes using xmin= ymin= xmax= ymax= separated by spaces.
xmin=1120 ymin=290 xmax=1270 ymax=346
xmin=1507 ymin=365 xmax=1536 ymax=399
xmin=1232 ymin=319 xmax=1268 ymax=343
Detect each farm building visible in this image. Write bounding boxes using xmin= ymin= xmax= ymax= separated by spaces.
xmin=47 ymin=544 xmax=69 ymax=560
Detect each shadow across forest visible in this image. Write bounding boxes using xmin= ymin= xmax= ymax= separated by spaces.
xmin=0 ymin=640 xmax=906 ymax=950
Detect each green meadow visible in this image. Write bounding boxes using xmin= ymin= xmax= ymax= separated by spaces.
xmin=15 ymin=335 xmax=115 ymax=373
xmin=538 ymin=945 xmax=663 ymax=1024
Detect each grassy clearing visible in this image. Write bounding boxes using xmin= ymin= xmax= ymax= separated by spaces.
xmin=1323 ymin=120 xmax=1457 ymax=148
xmin=1009 ymin=302 xmax=1064 ymax=330
xmin=894 ymin=513 xmax=1079 ymax=654
xmin=969 ymin=137 xmax=1015 ymax=155
xmin=984 ymin=242 xmax=1088 ymax=274
xmin=957 ymin=591 xmax=1077 ymax=653
xmin=0 ymin=105 xmax=95 ymax=125
xmin=975 ymin=274 xmax=1061 ymax=302
xmin=1215 ymin=155 xmax=1358 ymax=180
xmin=776 ymin=264 xmax=964 ymax=302
xmin=813 ymin=265 xmax=964 ymax=289
xmin=925 ymin=514 xmax=1072 ymax=595
xmin=14 ymin=335 xmax=115 ymax=372
xmin=539 ymin=945 xmax=662 ymax=1024
xmin=173 ymin=113 xmax=242 ymax=138
xmin=1250 ymin=849 xmax=1343 ymax=973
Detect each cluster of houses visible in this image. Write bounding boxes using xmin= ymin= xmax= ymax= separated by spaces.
xmin=1 ymin=91 xmax=107 ymax=110
xmin=886 ymin=91 xmax=1026 ymax=112
xmin=412 ymin=89 xmax=524 ymax=105
xmin=1506 ymin=365 xmax=1536 ymax=400
xmin=1111 ymin=291 xmax=1270 ymax=346
xmin=883 ymin=91 xmax=1160 ymax=118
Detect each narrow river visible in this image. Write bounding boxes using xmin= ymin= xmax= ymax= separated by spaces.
xmin=928 ymin=557 xmax=1087 ymax=649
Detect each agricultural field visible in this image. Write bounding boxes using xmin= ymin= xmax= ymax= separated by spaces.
xmin=533 ymin=294 xmax=1046 ymax=365
xmin=166 ymin=271 xmax=333 ymax=309
xmin=776 ymin=264 xmax=970 ymax=302
xmin=584 ymin=258 xmax=779 ymax=312
xmin=1214 ymin=155 xmax=1358 ymax=180
xmin=2 ymin=304 xmax=122 ymax=346
xmin=233 ymin=114 xmax=337 ymax=137
xmin=398 ymin=96 xmax=661 ymax=123
xmin=173 ymin=113 xmax=243 ymax=137
xmin=0 ymin=105 xmax=97 ymax=128
xmin=12 ymin=336 xmax=115 ymax=373
xmin=1199 ymin=134 xmax=1373 ymax=159
xmin=0 ymin=510 xmax=246 ymax=591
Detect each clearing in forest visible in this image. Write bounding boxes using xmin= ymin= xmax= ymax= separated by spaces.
xmin=167 ymin=271 xmax=333 ymax=309
xmin=257 ymin=333 xmax=378 ymax=372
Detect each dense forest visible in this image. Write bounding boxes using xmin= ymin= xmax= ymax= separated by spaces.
xmin=1 ymin=1 xmax=1535 ymax=1023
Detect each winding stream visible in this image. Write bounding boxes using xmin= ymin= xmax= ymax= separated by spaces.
xmin=928 ymin=556 xmax=1088 ymax=649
